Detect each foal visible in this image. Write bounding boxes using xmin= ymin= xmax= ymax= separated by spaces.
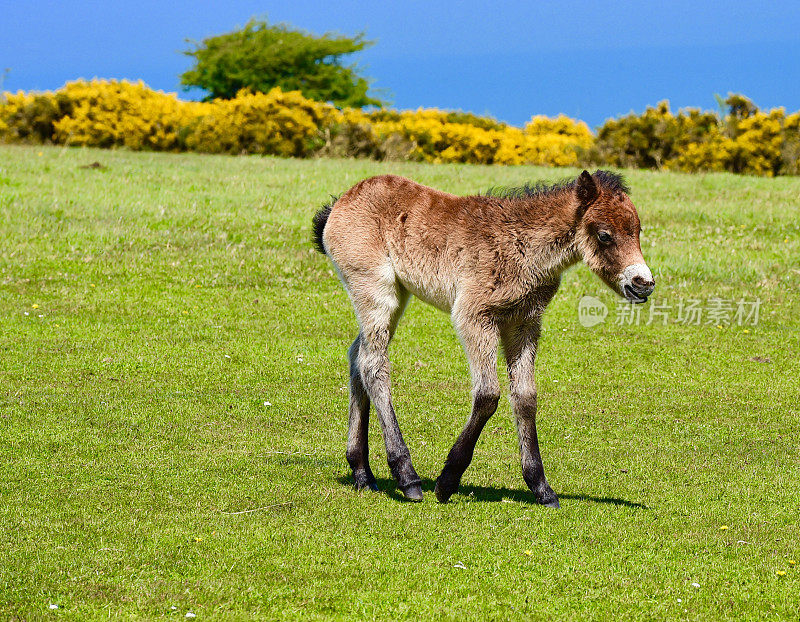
xmin=312 ymin=170 xmax=654 ymax=507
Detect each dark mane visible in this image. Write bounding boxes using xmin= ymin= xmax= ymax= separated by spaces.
xmin=481 ymin=169 xmax=630 ymax=200
xmin=593 ymin=170 xmax=630 ymax=194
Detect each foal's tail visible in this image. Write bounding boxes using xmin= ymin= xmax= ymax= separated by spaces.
xmin=312 ymin=195 xmax=338 ymax=254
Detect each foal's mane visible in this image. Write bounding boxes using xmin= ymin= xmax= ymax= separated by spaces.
xmin=481 ymin=170 xmax=630 ymax=200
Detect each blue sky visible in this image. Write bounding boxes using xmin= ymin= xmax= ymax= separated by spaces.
xmin=3 ymin=1 xmax=800 ymax=128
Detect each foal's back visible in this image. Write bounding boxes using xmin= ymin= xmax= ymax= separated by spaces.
xmin=323 ymin=174 xmax=505 ymax=313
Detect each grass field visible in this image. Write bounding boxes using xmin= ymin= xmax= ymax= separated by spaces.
xmin=1 ymin=144 xmax=799 ymax=620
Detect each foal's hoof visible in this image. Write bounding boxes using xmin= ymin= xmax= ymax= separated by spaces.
xmin=536 ymin=489 xmax=560 ymax=509
xmin=353 ymin=472 xmax=379 ymax=492
xmin=400 ymin=482 xmax=424 ymax=502
xmin=433 ymin=480 xmax=455 ymax=503
xmin=354 ymin=480 xmax=379 ymax=492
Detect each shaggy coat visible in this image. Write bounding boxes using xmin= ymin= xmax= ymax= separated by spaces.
xmin=313 ymin=170 xmax=654 ymax=505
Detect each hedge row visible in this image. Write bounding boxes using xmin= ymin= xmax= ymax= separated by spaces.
xmin=2 ymin=80 xmax=799 ymax=175
xmin=0 ymin=80 xmax=592 ymax=167
xmin=588 ymin=98 xmax=800 ymax=176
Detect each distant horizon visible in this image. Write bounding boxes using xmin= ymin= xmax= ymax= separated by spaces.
xmin=3 ymin=1 xmax=800 ymax=129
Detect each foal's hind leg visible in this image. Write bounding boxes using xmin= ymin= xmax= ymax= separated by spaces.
xmin=501 ymin=321 xmax=559 ymax=508
xmin=346 ymin=334 xmax=377 ymax=491
xmin=435 ymin=314 xmax=500 ymax=503
xmin=350 ymin=276 xmax=422 ymax=500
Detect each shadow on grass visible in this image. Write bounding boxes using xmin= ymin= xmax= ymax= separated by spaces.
xmin=336 ymin=475 xmax=648 ymax=509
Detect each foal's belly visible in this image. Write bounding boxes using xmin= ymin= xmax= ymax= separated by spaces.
xmin=392 ymin=255 xmax=456 ymax=312
xmin=397 ymin=274 xmax=455 ymax=312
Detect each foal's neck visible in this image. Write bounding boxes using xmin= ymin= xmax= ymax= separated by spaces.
xmin=509 ymin=193 xmax=581 ymax=281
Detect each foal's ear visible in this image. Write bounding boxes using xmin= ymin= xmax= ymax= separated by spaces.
xmin=575 ymin=170 xmax=599 ymax=212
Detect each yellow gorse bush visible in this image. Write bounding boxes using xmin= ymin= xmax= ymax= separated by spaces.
xmin=0 ymin=90 xmax=71 ymax=143
xmin=499 ymin=115 xmax=589 ymax=167
xmin=0 ymin=79 xmax=590 ymax=167
xmin=185 ymin=88 xmax=342 ymax=157
xmin=361 ymin=109 xmax=591 ymax=166
xmin=0 ymin=80 xmax=345 ymax=157
xmin=52 ymin=80 xmax=205 ymax=150
xmin=589 ymin=98 xmax=800 ymax=176
xmin=670 ymin=109 xmax=786 ymax=176
xmin=2 ymin=80 xmax=799 ymax=175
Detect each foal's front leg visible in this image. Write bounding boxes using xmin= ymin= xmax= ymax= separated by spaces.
xmin=435 ymin=317 xmax=500 ymax=503
xmin=502 ymin=322 xmax=559 ymax=508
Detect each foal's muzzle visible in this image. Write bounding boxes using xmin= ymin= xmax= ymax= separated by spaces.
xmin=620 ymin=264 xmax=655 ymax=304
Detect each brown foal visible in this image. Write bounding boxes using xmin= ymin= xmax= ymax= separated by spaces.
xmin=312 ymin=170 xmax=654 ymax=506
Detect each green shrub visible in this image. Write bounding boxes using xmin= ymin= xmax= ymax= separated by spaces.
xmin=180 ymin=18 xmax=384 ymax=108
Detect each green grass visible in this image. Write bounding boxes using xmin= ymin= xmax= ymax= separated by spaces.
xmin=1 ymin=144 xmax=798 ymax=620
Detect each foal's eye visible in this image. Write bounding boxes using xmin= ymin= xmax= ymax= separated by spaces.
xmin=597 ymin=231 xmax=613 ymax=244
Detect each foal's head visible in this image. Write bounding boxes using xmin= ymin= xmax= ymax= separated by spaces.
xmin=574 ymin=170 xmax=655 ymax=303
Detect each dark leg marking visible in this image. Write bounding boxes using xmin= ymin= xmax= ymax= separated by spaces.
xmin=503 ymin=320 xmax=559 ymax=508
xmin=435 ymin=314 xmax=500 ymax=503
xmin=346 ymin=334 xmax=377 ymax=491
xmin=435 ymin=390 xmax=500 ymax=502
